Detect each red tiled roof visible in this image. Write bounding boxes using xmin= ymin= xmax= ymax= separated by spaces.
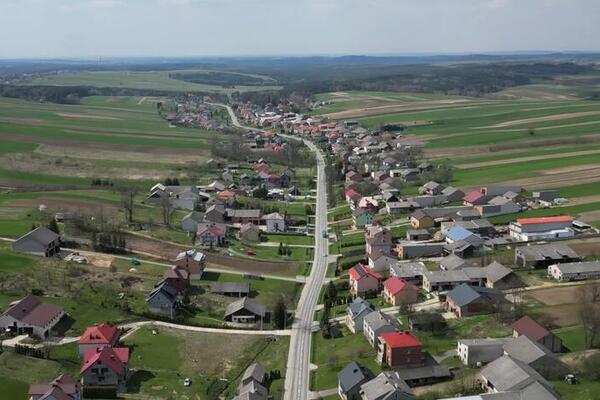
xmin=348 ymin=263 xmax=382 ymax=281
xmin=380 ymin=331 xmax=421 ymax=348
xmin=512 ymin=316 xmax=549 ymax=341
xmin=79 ymin=323 xmax=120 ymax=345
xmin=516 ymin=216 xmax=572 ymax=225
xmin=384 ymin=277 xmax=416 ymax=295
xmin=81 ymin=347 xmax=129 ymax=376
xmin=463 ymin=191 xmax=484 ymax=203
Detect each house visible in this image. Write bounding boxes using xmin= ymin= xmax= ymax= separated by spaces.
xmin=196 ymin=222 xmax=226 ymax=247
xmin=396 ymin=243 xmax=445 ymax=259
xmin=349 ymin=264 xmax=382 ymax=297
xmin=368 ymin=252 xmax=397 ymax=274
xmin=160 ymin=266 xmax=190 ymax=293
xmin=484 ymin=262 xmax=523 ymax=290
xmin=515 ymin=243 xmax=581 ymax=269
xmin=226 ymin=209 xmax=262 ymax=224
xmin=477 ymin=197 xmax=521 ymax=217
xmin=512 ymin=316 xmax=562 ymax=352
xmin=181 ymin=211 xmax=203 ymax=234
xmin=346 ymin=188 xmax=363 ymax=207
xmin=365 ymin=225 xmax=392 ymax=256
xmin=390 ymin=261 xmax=427 ymax=286
xmin=337 ymin=361 xmax=374 ymax=400
xmin=0 ymin=295 xmax=64 ymax=338
xmin=479 ymin=355 xmax=559 ymax=399
xmin=503 ymin=336 xmax=565 ymax=377
xmin=80 ymin=347 xmax=129 ymax=393
xmin=359 ymin=371 xmax=415 ymax=400
xmin=463 ymin=191 xmax=488 ymax=206
xmin=353 ymin=208 xmax=374 ymax=229
xmin=346 ymin=171 xmax=363 ymax=183
xmin=377 ymin=331 xmax=424 ymax=368
xmin=78 ymin=323 xmax=121 ymax=356
xmin=363 ymin=311 xmax=397 ymax=348
xmin=445 ymin=226 xmax=483 ymax=246
xmin=224 ymin=297 xmax=267 ymax=325
xmin=457 ymin=338 xmax=512 ymax=367
xmin=174 ymin=249 xmax=206 ymax=279
xmin=422 ymin=270 xmax=472 ymax=292
xmin=441 ymin=219 xmax=497 ymax=238
xmin=345 ymin=297 xmax=374 ymax=333
xmin=439 ymin=254 xmax=475 ymax=271
xmin=419 ymin=181 xmax=443 ymax=195
xmin=548 ymin=260 xmax=600 ymax=281
xmin=262 ymin=212 xmax=286 ymax=233
xmin=12 ymin=226 xmax=60 ymax=257
xmin=236 ymin=363 xmax=268 ymax=399
xmin=146 ymin=281 xmax=178 ymax=318
xmin=393 ymin=353 xmax=452 ymax=387
xmin=441 ymin=187 xmax=465 ymax=202
xmin=406 ymin=229 xmax=431 ymax=241
xmin=532 ymin=190 xmax=561 ymax=205
xmin=509 ymin=216 xmax=574 ymax=242
xmin=204 ymin=204 xmax=226 ymax=223
xmin=383 ymin=277 xmax=418 ymax=306
xmin=481 ymin=186 xmax=523 ymax=197
xmin=28 ymin=374 xmax=81 ymax=400
xmin=238 ymin=223 xmax=262 ymax=242
xmin=410 ymin=210 xmax=434 ymax=229
xmin=211 ymin=282 xmax=250 ymax=297
xmin=357 ymin=197 xmax=379 ymax=212
xmin=445 ymin=284 xmax=502 ymax=318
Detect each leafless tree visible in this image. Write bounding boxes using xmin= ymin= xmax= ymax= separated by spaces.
xmin=578 ymin=283 xmax=600 ymax=349
xmin=119 ymin=188 xmax=137 ymax=223
xmin=159 ymin=197 xmax=175 ymax=227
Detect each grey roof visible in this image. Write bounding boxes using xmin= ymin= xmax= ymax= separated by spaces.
xmin=227 ymin=209 xmax=262 ymax=218
xmin=516 ymin=243 xmax=580 ymax=261
xmin=503 ymin=336 xmax=559 ymax=365
xmin=481 ymin=356 xmax=557 ymax=395
xmin=348 ymin=297 xmax=374 ymax=320
xmin=485 ymin=262 xmax=513 ymax=283
xmin=241 ymin=363 xmax=266 ymax=384
xmin=390 ymin=262 xmax=427 ymax=279
xmin=359 ymin=371 xmax=414 ymax=400
xmin=337 ymin=361 xmax=373 ymax=394
xmin=237 ymin=381 xmax=267 ymax=399
xmin=210 ymin=282 xmax=250 ymax=294
xmin=147 ymin=281 xmax=178 ymax=303
xmin=447 ymin=284 xmax=502 ymax=307
xmin=175 ymin=249 xmax=206 ymax=262
xmin=15 ymin=226 xmax=59 ymax=246
xmin=425 ymin=270 xmax=471 ymax=284
xmin=183 ymin=211 xmax=203 ymax=223
xmin=363 ymin=311 xmax=396 ymax=334
xmin=224 ymin=297 xmax=266 ymax=318
xmin=440 ymin=254 xmax=474 ymax=271
xmin=551 ymin=260 xmax=600 ymax=274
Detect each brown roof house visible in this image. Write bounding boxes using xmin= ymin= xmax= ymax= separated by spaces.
xmin=196 ymin=222 xmax=226 ymax=247
xmin=29 ymin=374 xmax=81 ymax=400
xmin=12 ymin=226 xmax=60 ymax=257
xmin=174 ymin=249 xmax=206 ymax=279
xmin=410 ymin=210 xmax=435 ymax=229
xmin=512 ymin=316 xmax=562 ymax=353
xmin=0 ymin=295 xmax=64 ymax=338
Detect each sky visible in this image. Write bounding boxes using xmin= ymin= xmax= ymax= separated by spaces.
xmin=1 ymin=0 xmax=599 ymax=58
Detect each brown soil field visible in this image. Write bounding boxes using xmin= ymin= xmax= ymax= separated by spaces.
xmin=481 ymin=111 xmax=600 ymax=128
xmin=534 ymin=304 xmax=580 ymax=328
xmin=455 ymin=149 xmax=600 ymax=169
xmin=36 ymin=144 xmax=206 ymax=164
xmin=495 ymin=165 xmax=600 ymax=190
xmin=56 ymin=112 xmax=120 ymax=120
xmin=566 ymin=238 xmax=600 ymax=257
xmin=125 ymin=234 xmax=300 ymax=277
xmin=321 ymin=100 xmax=481 ymax=119
xmin=9 ymin=197 xmax=119 ymax=214
xmin=0 ymin=117 xmax=45 ymax=125
xmin=578 ymin=210 xmax=600 ymax=225
xmin=528 ymin=286 xmax=578 ymax=306
xmin=564 ymin=195 xmax=600 ymax=206
xmin=472 ymin=120 xmax=600 ymax=133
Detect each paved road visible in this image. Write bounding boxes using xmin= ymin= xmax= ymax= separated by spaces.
xmin=211 ymin=103 xmax=329 ymax=400
xmin=284 ymin=140 xmax=328 ymax=400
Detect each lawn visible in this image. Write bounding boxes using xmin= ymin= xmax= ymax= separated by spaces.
xmin=263 ymin=233 xmax=314 ymax=246
xmin=554 ymin=325 xmax=587 ymax=352
xmin=123 ymin=326 xmax=289 ymax=399
xmin=552 ymin=379 xmax=600 ymax=400
xmin=311 ymin=327 xmax=382 ymax=391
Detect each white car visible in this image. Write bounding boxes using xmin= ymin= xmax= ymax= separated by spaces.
xmin=183 ymin=378 xmax=192 ymax=387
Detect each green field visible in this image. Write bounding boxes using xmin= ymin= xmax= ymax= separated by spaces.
xmin=22 ymin=70 xmax=281 ymax=94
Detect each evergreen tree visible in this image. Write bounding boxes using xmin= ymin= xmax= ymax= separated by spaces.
xmin=47 ymin=218 xmax=60 ymax=234
xmin=273 ymin=296 xmax=287 ymax=329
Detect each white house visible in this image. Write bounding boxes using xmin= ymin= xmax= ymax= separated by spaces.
xmin=262 ymin=212 xmax=286 ymax=233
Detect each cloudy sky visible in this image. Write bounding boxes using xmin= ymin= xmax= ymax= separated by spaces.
xmin=1 ymin=0 xmax=598 ymax=58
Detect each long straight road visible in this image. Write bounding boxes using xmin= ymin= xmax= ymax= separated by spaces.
xmin=213 ymin=102 xmax=329 ymax=399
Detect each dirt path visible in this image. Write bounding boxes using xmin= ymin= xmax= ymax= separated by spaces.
xmin=478 ymin=111 xmax=600 ymax=128
xmin=456 ymin=149 xmax=600 ymax=169
xmin=56 ymin=112 xmax=120 ymax=120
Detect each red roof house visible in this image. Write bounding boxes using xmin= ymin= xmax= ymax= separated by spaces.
xmin=383 ymin=277 xmax=418 ymax=306
xmin=378 ymin=331 xmax=424 ymax=367
xmin=512 ymin=316 xmax=562 ymax=352
xmin=78 ymin=323 xmax=121 ymax=356
xmin=516 ymin=216 xmax=572 ymax=225
xmin=463 ymin=191 xmax=488 ymax=206
xmin=81 ymin=347 xmax=130 ymax=390
xmin=349 ymin=263 xmax=382 ymax=297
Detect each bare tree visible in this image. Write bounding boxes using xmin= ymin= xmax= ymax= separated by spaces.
xmin=119 ymin=188 xmax=137 ymax=223
xmin=159 ymin=197 xmax=175 ymax=227
xmin=578 ymin=283 xmax=600 ymax=349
